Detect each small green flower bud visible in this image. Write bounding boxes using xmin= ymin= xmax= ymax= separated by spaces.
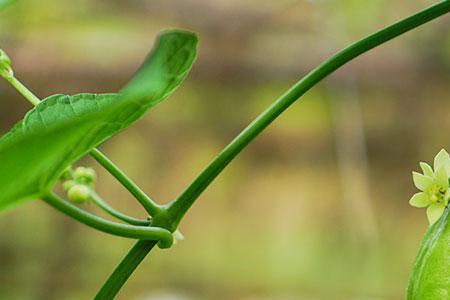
xmin=63 ymin=180 xmax=76 ymax=193
xmin=67 ymin=184 xmax=91 ymax=204
xmin=0 ymin=49 xmax=13 ymax=78
xmin=73 ymin=167 xmax=97 ymax=185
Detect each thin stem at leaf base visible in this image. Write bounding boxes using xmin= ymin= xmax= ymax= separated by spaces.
xmin=2 ymin=74 xmax=40 ymax=106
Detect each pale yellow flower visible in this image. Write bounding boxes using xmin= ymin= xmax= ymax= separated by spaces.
xmin=410 ymin=149 xmax=450 ymax=225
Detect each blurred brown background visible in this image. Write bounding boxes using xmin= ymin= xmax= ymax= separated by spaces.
xmin=0 ymin=0 xmax=449 ymax=299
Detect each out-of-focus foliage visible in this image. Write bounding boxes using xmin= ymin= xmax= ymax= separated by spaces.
xmin=0 ymin=0 xmax=14 ymax=10
xmin=0 ymin=0 xmax=449 ymax=299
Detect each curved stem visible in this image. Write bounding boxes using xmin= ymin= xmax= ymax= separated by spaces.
xmin=41 ymin=193 xmax=173 ymax=248
xmin=89 ymin=191 xmax=151 ymax=226
xmin=89 ymin=148 xmax=162 ymax=216
xmin=2 ymin=74 xmax=40 ymax=105
xmin=94 ymin=240 xmax=157 ymax=300
xmin=166 ymin=0 xmax=450 ymax=227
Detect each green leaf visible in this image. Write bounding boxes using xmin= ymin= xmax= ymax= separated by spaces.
xmin=0 ymin=30 xmax=198 ymax=211
xmin=407 ymin=207 xmax=450 ymax=299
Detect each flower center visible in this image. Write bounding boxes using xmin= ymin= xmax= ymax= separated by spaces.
xmin=427 ymin=184 xmax=446 ymax=204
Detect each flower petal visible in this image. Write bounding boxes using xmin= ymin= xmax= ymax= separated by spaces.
xmin=420 ymin=162 xmax=434 ymax=177
xmin=409 ymin=192 xmax=431 ymax=208
xmin=434 ymin=149 xmax=450 ymax=175
xmin=426 ymin=203 xmax=445 ymax=225
xmin=412 ymin=172 xmax=433 ymax=191
xmin=435 ymin=166 xmax=450 ymax=189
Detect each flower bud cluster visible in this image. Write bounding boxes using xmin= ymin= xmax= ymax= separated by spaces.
xmin=59 ymin=166 xmax=97 ymax=204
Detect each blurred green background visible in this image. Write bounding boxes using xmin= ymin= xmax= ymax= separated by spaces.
xmin=0 ymin=0 xmax=449 ymax=299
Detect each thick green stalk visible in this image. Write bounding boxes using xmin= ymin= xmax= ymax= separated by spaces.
xmin=90 ymin=148 xmax=162 ymax=216
xmin=98 ymin=2 xmax=450 ymax=299
xmin=90 ymin=191 xmax=151 ymax=226
xmin=94 ymin=240 xmax=157 ymax=300
xmin=42 ymin=193 xmax=172 ymax=248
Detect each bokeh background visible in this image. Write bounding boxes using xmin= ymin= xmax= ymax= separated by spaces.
xmin=1 ymin=0 xmax=450 ymax=299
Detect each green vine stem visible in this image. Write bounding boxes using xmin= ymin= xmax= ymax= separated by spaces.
xmin=42 ymin=193 xmax=172 ymax=248
xmin=2 ymin=75 xmax=40 ymax=106
xmin=166 ymin=0 xmax=450 ymax=228
xmin=89 ymin=191 xmax=151 ymax=226
xmin=89 ymin=148 xmax=162 ymax=216
xmin=98 ymin=1 xmax=450 ymax=298
xmin=95 ymin=240 xmax=157 ymax=300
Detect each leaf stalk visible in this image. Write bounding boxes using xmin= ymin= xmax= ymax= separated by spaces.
xmin=42 ymin=193 xmax=173 ymax=248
